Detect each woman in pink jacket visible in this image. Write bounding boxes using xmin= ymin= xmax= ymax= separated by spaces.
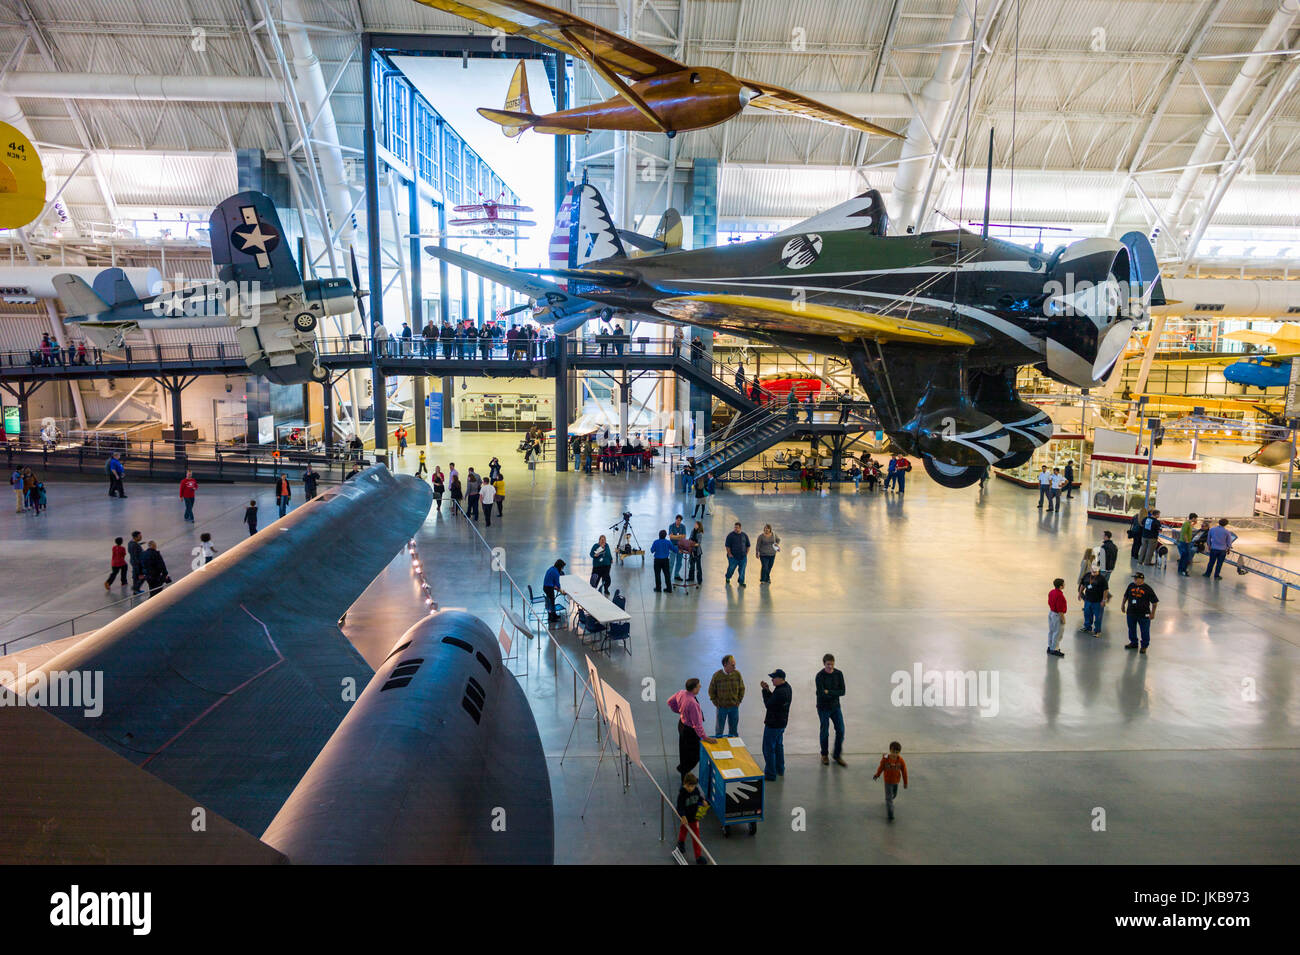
xmin=668 ymin=678 xmax=715 ymax=779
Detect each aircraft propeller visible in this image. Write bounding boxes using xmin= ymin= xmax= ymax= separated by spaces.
xmin=349 ymin=246 xmax=371 ymax=326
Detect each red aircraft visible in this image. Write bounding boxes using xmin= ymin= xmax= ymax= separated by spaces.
xmin=449 ymin=195 xmax=536 ymax=236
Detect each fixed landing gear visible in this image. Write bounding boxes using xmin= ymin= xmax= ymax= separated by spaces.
xmin=993 ymin=448 xmax=1035 ymax=470
xmin=922 ymin=453 xmax=987 ymax=488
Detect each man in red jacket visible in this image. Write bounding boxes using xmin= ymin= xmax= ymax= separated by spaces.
xmin=1047 ymin=577 xmax=1067 ymax=657
xmin=179 ymin=470 xmax=198 ymax=522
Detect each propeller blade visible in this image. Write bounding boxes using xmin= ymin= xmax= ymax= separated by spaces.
xmin=501 ymin=302 xmax=533 ymax=317
xmin=349 ymin=246 xmax=369 ymax=324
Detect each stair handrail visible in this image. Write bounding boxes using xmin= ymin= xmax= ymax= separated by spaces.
xmin=691 ymin=404 xmax=783 ymax=464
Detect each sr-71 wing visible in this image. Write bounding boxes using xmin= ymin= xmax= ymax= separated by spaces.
xmin=2 ymin=467 xmax=431 ymax=838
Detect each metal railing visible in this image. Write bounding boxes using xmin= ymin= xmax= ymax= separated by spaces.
xmin=1159 ymin=530 xmax=1300 ymax=601
xmin=687 ymin=399 xmax=878 ymax=473
xmin=447 ymin=499 xmax=718 ymax=864
xmin=334 ymin=335 xmax=556 ymax=361
xmin=4 ymin=434 xmax=358 ymax=482
xmin=1 ymin=591 xmax=141 ymax=655
xmin=2 ymin=341 xmax=242 ymax=369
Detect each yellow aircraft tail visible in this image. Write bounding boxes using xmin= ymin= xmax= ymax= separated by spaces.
xmin=480 ymin=62 xmax=535 ymax=138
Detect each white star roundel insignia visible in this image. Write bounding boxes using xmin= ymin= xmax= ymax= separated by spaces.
xmin=780 ymin=233 xmax=822 ymax=270
xmin=232 ymin=218 xmax=280 ymax=256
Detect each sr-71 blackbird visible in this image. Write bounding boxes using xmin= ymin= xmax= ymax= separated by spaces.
xmin=0 ymin=466 xmax=554 ymax=864
xmin=428 ymin=184 xmax=1164 ymax=488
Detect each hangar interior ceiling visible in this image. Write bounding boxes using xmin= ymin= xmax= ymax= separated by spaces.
xmin=0 ymin=0 xmax=1296 ymax=270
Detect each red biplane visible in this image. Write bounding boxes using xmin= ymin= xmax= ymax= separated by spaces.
xmin=449 ymin=196 xmax=536 ymax=236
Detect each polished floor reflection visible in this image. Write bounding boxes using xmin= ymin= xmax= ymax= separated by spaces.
xmin=4 ymin=432 xmax=1298 ymax=863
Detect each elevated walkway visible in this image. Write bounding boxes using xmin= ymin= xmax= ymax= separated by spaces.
xmin=1 ymin=338 xmax=763 ymax=413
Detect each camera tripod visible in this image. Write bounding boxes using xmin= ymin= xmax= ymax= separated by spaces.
xmin=610 ymin=514 xmax=644 ymax=566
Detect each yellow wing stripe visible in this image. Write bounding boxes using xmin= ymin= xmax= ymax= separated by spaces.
xmin=654 ymin=294 xmax=974 ymax=346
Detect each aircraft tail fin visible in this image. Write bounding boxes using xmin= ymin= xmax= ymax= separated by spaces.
xmin=548 ymin=185 xmax=579 ymax=287
xmin=776 ymin=189 xmax=889 ymax=238
xmin=506 ymin=61 xmax=531 ymax=115
xmin=617 ymin=208 xmax=685 ymax=255
xmin=481 ymin=66 xmax=535 ymax=138
xmin=210 ymin=191 xmax=302 ymax=286
xmin=92 ymin=267 xmax=140 ymax=308
xmin=544 ymin=182 xmax=627 ymax=290
xmin=655 ymin=208 xmax=683 ymax=250
xmin=571 ymin=183 xmax=626 ymax=265
xmin=53 ymin=273 xmax=111 ymax=319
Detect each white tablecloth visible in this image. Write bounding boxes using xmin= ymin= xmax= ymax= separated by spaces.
xmin=559 ymin=575 xmax=631 ymax=624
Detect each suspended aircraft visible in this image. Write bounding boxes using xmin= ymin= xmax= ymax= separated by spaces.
xmin=410 ymin=1 xmax=902 ymax=140
xmin=427 ymin=184 xmax=1162 ymax=488
xmin=449 ymin=195 xmax=537 ymax=236
xmin=54 ymin=192 xmax=362 ymax=385
xmin=0 ymin=121 xmax=46 ymax=230
xmin=1155 ymin=325 xmax=1300 ymax=390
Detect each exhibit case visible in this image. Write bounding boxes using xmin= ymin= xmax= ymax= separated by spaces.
xmin=457 ymin=393 xmax=553 ymax=432
xmin=995 ymin=433 xmax=1088 ymax=488
xmin=1087 ymin=453 xmax=1198 ymax=521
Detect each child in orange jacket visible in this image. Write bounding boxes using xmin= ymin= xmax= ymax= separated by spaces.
xmin=872 ymin=741 xmax=909 ymax=822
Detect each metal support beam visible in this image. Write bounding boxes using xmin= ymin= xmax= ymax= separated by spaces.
xmin=414 ymin=375 xmax=427 ymax=446
xmin=554 ymin=333 xmax=570 ymax=472
xmin=0 ymin=379 xmax=44 ymax=432
xmin=362 ymin=32 xmax=386 ymax=453
xmin=323 ymin=380 xmax=334 ymax=454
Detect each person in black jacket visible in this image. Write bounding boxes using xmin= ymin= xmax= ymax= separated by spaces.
xmin=127 ymin=530 xmax=145 ymax=594
xmin=815 ymin=654 xmax=847 ymax=766
xmin=243 ymin=500 xmax=258 ymax=536
xmin=760 ymin=669 xmax=792 ymax=781
xmin=140 ymin=541 xmax=170 ymax=598
xmin=302 ymin=466 xmax=320 ymax=500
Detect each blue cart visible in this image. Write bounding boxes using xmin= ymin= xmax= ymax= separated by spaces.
xmin=699 ymin=737 xmax=764 ymax=836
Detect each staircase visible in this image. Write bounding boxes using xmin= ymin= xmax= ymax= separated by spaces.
xmin=688 ymin=406 xmax=802 ymax=478
xmin=669 ymin=350 xmax=765 ymax=412
xmin=688 ymin=402 xmax=882 ymax=480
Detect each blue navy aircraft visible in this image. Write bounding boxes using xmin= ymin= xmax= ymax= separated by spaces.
xmin=55 ymin=192 xmax=358 ymax=385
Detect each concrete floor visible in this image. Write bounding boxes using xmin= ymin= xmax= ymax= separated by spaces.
xmin=4 ymin=432 xmax=1298 ymax=864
